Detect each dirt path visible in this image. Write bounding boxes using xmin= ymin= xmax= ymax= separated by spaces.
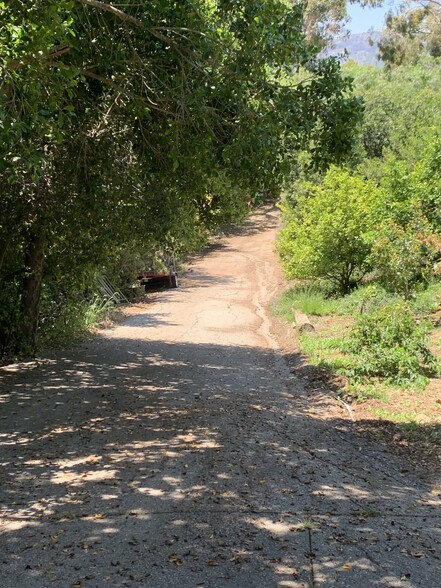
xmin=1 ymin=207 xmax=440 ymax=587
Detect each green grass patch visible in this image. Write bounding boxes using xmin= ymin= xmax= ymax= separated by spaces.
xmin=299 ymin=331 xmax=350 ymax=371
xmin=273 ymin=284 xmax=337 ymax=321
xmin=372 ymin=408 xmax=418 ymax=425
xmin=341 ymin=383 xmax=390 ymax=403
xmin=274 ymin=280 xmax=440 ymax=384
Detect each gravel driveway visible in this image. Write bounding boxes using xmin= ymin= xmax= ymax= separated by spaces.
xmin=1 ymin=206 xmax=440 ymax=587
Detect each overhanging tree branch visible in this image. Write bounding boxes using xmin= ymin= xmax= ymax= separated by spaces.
xmin=73 ymin=0 xmax=144 ymax=27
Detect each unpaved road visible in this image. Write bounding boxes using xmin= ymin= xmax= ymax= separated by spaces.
xmin=1 ymin=207 xmax=440 ymax=588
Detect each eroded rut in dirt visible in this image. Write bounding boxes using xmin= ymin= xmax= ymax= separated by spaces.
xmin=1 ymin=206 xmax=440 ymax=588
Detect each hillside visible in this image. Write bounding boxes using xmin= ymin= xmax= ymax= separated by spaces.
xmin=327 ymin=31 xmax=382 ymax=66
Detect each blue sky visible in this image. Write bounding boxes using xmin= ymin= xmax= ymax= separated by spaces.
xmin=347 ymin=0 xmax=401 ymax=34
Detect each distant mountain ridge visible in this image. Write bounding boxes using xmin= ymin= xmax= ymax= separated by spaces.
xmin=326 ymin=31 xmax=383 ymax=66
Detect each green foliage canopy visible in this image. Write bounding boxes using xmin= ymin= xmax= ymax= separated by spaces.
xmin=344 ymin=58 xmax=441 ymax=175
xmin=0 ymin=0 xmax=363 ymax=353
xmin=277 ymin=167 xmax=381 ymax=294
xmin=378 ymin=1 xmax=441 ymax=66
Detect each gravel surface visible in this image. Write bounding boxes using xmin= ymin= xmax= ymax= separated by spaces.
xmin=1 ymin=206 xmax=440 ymax=587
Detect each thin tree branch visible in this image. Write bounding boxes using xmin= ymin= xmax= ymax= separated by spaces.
xmin=49 ymin=44 xmax=71 ymax=58
xmin=73 ymin=0 xmax=144 ymax=27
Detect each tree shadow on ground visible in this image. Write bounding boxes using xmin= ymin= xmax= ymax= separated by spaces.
xmin=0 ymin=338 xmax=440 ymax=587
xmin=283 ymin=348 xmax=441 ymax=478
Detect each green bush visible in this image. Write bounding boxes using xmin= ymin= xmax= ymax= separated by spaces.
xmin=0 ymin=279 xmax=21 ymax=356
xmin=346 ymin=302 xmax=437 ymax=386
xmin=38 ymin=295 xmax=115 ymax=348
xmin=357 ymin=150 xmax=441 ymax=298
xmin=278 ymin=167 xmax=381 ymax=295
xmin=370 ymin=218 xmax=438 ymax=298
xmin=412 ymin=282 xmax=441 ymax=314
xmin=335 ymin=283 xmax=398 ymax=315
xmin=418 ymin=138 xmax=441 ymax=232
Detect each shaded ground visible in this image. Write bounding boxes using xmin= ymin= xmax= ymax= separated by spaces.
xmin=1 ymin=207 xmax=440 ymax=587
xmin=280 ymin=311 xmax=441 ymax=472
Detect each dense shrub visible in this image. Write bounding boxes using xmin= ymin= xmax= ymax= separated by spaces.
xmin=346 ymin=302 xmax=437 ymax=386
xmin=345 ymin=59 xmax=441 ymax=176
xmin=370 ymin=218 xmax=438 ymax=298
xmin=38 ymin=294 xmax=115 ymax=348
xmin=278 ymin=167 xmax=381 ymax=295
xmin=335 ymin=283 xmax=399 ymax=315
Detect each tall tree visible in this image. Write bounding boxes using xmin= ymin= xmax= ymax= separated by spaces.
xmin=302 ymin=0 xmax=383 ymax=49
xmin=0 ymin=0 xmax=362 ymax=353
xmin=378 ymin=0 xmax=441 ymax=65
